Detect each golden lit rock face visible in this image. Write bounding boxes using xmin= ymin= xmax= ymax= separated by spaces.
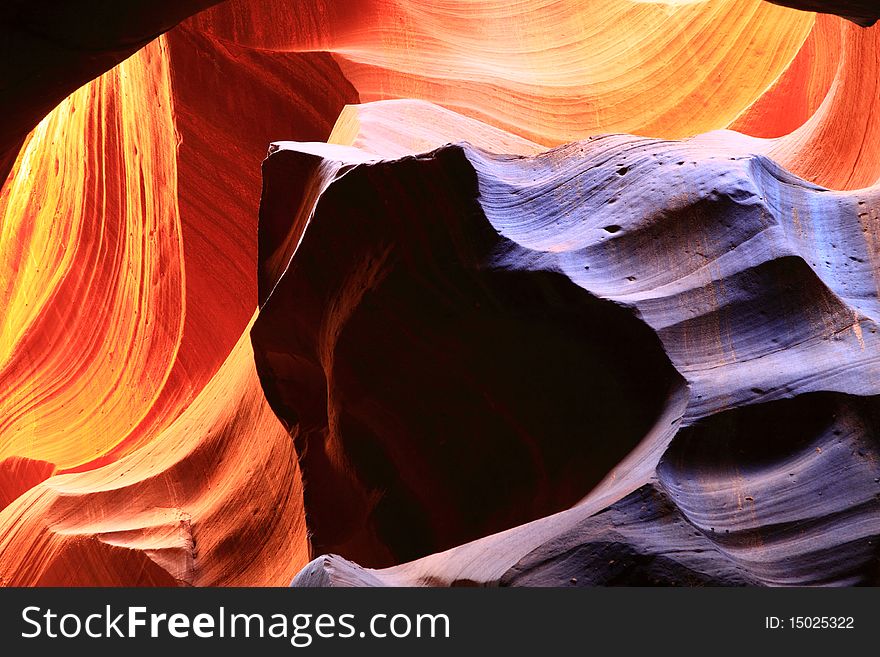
xmin=730 ymin=14 xmax=842 ymax=139
xmin=768 ymin=19 xmax=880 ymax=188
xmin=0 ymin=1 xmax=226 ymax=185
xmin=192 ymin=0 xmax=815 ymax=143
xmin=1 ymin=1 xmax=880 ymax=585
xmin=0 ymin=322 xmax=308 ymax=586
xmin=0 ymin=39 xmax=185 ymax=470
xmin=0 ymin=7 xmax=356 ymax=585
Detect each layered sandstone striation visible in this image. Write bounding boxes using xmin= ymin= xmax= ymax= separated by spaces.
xmin=0 ymin=5 xmax=357 ymax=585
xmin=2 ymin=0 xmax=880 ymax=587
xmin=272 ymin=105 xmax=880 ymax=585
xmin=0 ymin=1 xmax=226 ymax=183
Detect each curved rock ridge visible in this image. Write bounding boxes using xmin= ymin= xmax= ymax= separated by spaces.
xmin=295 ymin=390 xmax=880 ymax=586
xmin=0 ymin=0 xmax=225 ymax=184
xmin=255 ymin=140 xmax=686 ymax=567
xmin=267 ymin=116 xmax=880 ymax=582
xmin=0 ymin=323 xmax=308 ymax=587
xmin=0 ymin=15 xmax=358 ymax=585
xmin=3 ymin=0 xmax=880 ymax=589
xmin=0 ymin=457 xmax=55 ymax=514
xmin=191 ymin=0 xmax=814 ymax=144
xmin=457 ymin=134 xmax=880 ymax=421
xmin=191 ymin=5 xmax=880 ymax=192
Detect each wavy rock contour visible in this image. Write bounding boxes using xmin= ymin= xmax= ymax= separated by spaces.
xmin=3 ymin=0 xmax=880 ymax=587
xmin=0 ymin=10 xmax=358 ymax=586
xmin=271 ymin=104 xmax=880 ymax=585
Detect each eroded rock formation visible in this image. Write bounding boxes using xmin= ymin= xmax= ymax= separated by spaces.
xmin=272 ymin=107 xmax=880 ymax=585
xmin=191 ymin=0 xmax=815 ymax=144
xmin=2 ymin=0 xmax=880 ymax=587
xmin=296 ymin=389 xmax=880 ymax=586
xmin=0 ymin=4 xmax=356 ymax=586
xmin=0 ymin=1 xmax=225 ymax=183
xmin=254 ymin=141 xmax=686 ymax=566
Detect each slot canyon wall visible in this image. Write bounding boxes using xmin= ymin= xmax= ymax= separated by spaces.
xmin=1 ymin=0 xmax=879 ymax=586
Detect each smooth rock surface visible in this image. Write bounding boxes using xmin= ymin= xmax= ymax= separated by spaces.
xmin=275 ymin=127 xmax=880 ymax=584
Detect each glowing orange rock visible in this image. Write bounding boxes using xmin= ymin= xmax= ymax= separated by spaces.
xmin=191 ymin=0 xmax=814 ymax=144
xmin=767 ymin=20 xmax=880 ymax=189
xmin=0 ymin=16 xmax=357 ymax=585
xmin=0 ymin=39 xmax=185 ymax=471
xmin=0 ymin=325 xmax=308 ymax=586
xmin=0 ymin=457 xmax=55 ymax=514
xmin=731 ymin=14 xmax=842 ymax=139
xmin=3 ymin=0 xmax=880 ymax=588
xmin=700 ymin=18 xmax=880 ymax=191
xmin=0 ymin=1 xmax=224 ymax=183
xmin=328 ymin=99 xmax=543 ymax=158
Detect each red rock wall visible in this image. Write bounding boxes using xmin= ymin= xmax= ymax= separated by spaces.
xmin=1 ymin=0 xmax=879 ymax=586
